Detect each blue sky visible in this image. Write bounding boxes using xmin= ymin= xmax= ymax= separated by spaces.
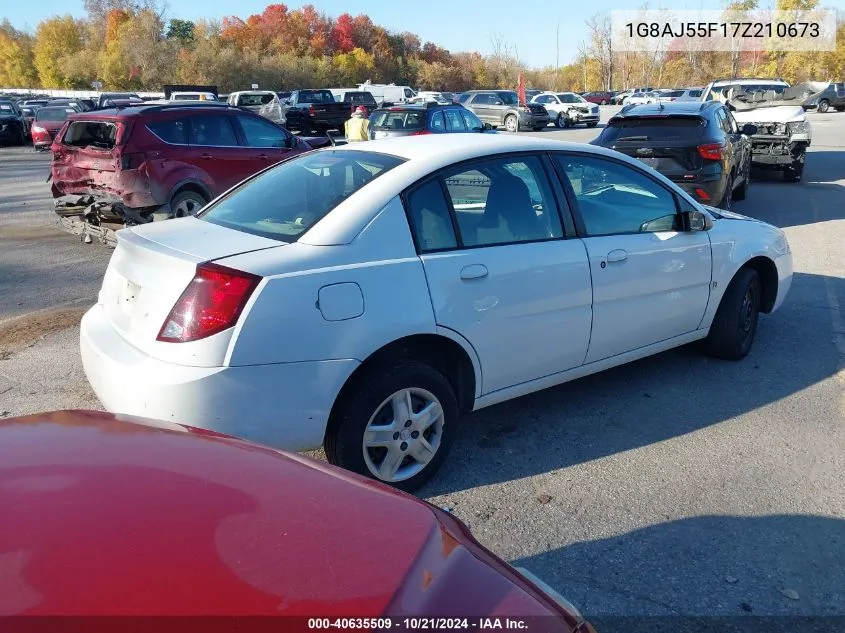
xmin=5 ymin=0 xmax=841 ymax=68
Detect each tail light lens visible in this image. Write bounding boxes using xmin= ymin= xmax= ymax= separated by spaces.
xmin=694 ymin=187 xmax=711 ymax=201
xmin=410 ymin=129 xmax=431 ymax=136
xmin=157 ymin=263 xmax=261 ymax=343
xmin=697 ymin=142 xmax=727 ymax=160
xmin=31 ymin=125 xmax=47 ymax=134
xmin=120 ymin=152 xmax=145 ymax=170
xmin=308 ymin=105 xmax=316 ymax=117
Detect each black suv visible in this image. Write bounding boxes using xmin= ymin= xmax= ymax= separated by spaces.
xmin=592 ymin=101 xmax=756 ymax=209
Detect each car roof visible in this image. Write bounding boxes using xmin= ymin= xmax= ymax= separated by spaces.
xmin=617 ymin=101 xmax=713 ymax=116
xmin=0 ymin=410 xmax=562 ymax=616
xmin=709 ymin=78 xmax=789 ymax=86
xmin=72 ymin=103 xmax=238 ymax=118
xmin=328 ymin=133 xmax=630 ymax=165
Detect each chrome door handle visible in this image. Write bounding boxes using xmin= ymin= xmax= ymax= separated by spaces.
xmin=606 ymin=249 xmax=628 ymax=263
xmin=460 ymin=264 xmax=489 ymax=280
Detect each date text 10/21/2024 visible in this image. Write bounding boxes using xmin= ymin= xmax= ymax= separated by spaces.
xmin=307 ymin=618 xmax=539 ymax=630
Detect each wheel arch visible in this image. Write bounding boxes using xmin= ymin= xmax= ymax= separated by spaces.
xmin=740 ymin=255 xmax=779 ymax=313
xmin=169 ymin=179 xmax=212 ymax=205
xmin=328 ymin=332 xmax=480 ymax=433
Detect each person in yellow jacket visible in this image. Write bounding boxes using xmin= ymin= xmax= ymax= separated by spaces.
xmin=344 ymin=106 xmax=370 ymax=142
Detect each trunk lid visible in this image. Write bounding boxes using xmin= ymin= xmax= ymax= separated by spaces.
xmin=100 ymin=218 xmax=285 ymax=365
xmin=55 ymin=119 xmax=128 ymax=176
xmin=599 ymin=115 xmax=708 ymax=172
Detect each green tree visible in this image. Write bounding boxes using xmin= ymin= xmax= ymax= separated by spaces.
xmin=166 ymin=19 xmax=195 ymax=45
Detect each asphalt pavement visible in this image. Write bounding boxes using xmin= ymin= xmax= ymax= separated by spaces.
xmin=0 ymin=108 xmax=843 ymax=623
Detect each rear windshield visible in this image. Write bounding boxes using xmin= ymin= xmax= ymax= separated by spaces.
xmin=687 ymin=89 xmax=703 ymax=97
xmin=370 ymin=110 xmax=425 ymax=130
xmin=236 ymin=93 xmax=275 ymax=106
xmin=199 ymin=150 xmax=405 ymax=242
xmin=661 ymin=90 xmax=685 ymax=97
xmin=598 ymin=116 xmax=706 ymax=143
xmin=36 ymin=107 xmax=75 ymax=121
xmin=342 ymin=92 xmax=377 ymax=105
xmin=297 ymin=90 xmax=335 ymax=103
xmin=0 ymin=103 xmax=14 ymax=113
xmin=62 ymin=121 xmax=119 ymax=149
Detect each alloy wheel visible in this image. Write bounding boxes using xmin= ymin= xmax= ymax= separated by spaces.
xmin=362 ymin=387 xmax=445 ymax=483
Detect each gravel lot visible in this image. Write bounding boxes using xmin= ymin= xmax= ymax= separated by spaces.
xmin=1 ymin=108 xmax=844 ymax=623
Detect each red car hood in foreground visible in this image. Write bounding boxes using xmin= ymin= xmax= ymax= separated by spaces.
xmin=0 ymin=411 xmax=588 ymax=630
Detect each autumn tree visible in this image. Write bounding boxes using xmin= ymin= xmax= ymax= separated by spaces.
xmin=33 ymin=16 xmax=84 ymax=88
xmin=0 ymin=20 xmax=37 ymax=87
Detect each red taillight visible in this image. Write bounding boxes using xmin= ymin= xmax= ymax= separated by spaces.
xmin=410 ymin=129 xmax=431 ymax=136
xmin=694 ymin=187 xmax=711 ymax=201
xmin=308 ymin=105 xmax=316 ymax=117
xmin=157 ymin=263 xmax=261 ymax=343
xmin=698 ymin=142 xmax=726 ymax=161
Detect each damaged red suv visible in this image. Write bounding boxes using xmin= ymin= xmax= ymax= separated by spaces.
xmin=51 ymin=102 xmax=314 ymax=223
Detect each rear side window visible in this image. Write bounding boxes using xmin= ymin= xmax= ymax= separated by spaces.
xmin=148 ymin=118 xmax=188 ymax=145
xmin=405 ymin=179 xmax=458 ymax=252
xmin=63 ymin=121 xmax=119 ymax=149
xmin=430 ymin=111 xmax=446 ymax=131
xmin=598 ymin=116 xmax=706 ymax=143
xmin=189 ymin=114 xmax=238 ymax=147
xmin=199 ymin=150 xmax=405 ymax=242
xmin=687 ymin=89 xmax=702 ymax=98
xmin=370 ymin=110 xmax=425 ymax=130
xmin=457 ymin=93 xmax=471 ymax=104
xmin=236 ymin=93 xmax=275 ymax=106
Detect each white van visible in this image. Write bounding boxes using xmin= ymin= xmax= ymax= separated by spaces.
xmin=356 ymin=82 xmax=416 ymax=106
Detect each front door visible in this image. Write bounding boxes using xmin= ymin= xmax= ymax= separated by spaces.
xmin=551 ymin=153 xmax=713 ymax=363
xmin=404 ymin=155 xmax=593 ymax=395
xmin=233 ymin=113 xmax=299 ymax=174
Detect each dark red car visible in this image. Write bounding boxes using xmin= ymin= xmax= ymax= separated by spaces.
xmin=31 ymin=106 xmax=78 ymax=149
xmin=581 ymin=92 xmax=613 ymax=105
xmin=50 ymin=103 xmax=313 ymax=222
xmin=0 ymin=410 xmax=594 ymax=632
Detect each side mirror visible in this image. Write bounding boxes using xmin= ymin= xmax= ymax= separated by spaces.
xmin=741 ymin=123 xmax=758 ymax=136
xmin=683 ymin=210 xmax=714 ymax=232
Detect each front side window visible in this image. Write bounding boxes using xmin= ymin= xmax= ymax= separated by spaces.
xmin=200 ymin=150 xmax=404 ymax=241
xmin=444 ymin=109 xmax=467 ymax=132
xmin=237 ymin=115 xmax=289 ymax=148
xmin=443 ymin=155 xmax=563 ymax=247
xmin=189 ymin=114 xmax=239 ymax=147
xmin=554 ymin=154 xmax=679 ymax=236
xmin=460 ymin=109 xmax=484 ymax=131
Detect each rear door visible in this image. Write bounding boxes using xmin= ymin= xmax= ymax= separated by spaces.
xmin=596 ymin=115 xmax=708 ymax=183
xmin=552 ymin=152 xmax=712 ymax=363
xmin=185 ymin=113 xmax=251 ymax=194
xmin=406 ymin=154 xmax=592 ymax=394
xmin=467 ymin=94 xmax=492 ymax=123
xmin=53 ymin=118 xmax=124 ymax=191
xmin=716 ymin=107 xmax=748 ymax=184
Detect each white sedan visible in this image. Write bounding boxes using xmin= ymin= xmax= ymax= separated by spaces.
xmin=625 ymin=91 xmax=660 ymax=105
xmin=80 ymin=135 xmax=793 ymax=491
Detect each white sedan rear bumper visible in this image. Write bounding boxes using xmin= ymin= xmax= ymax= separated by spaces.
xmin=80 ymin=304 xmax=359 ymax=451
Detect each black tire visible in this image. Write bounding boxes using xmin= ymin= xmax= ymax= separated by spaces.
xmin=818 ymin=99 xmax=830 ymax=113
xmin=783 ymin=162 xmax=804 ymax=183
xmin=719 ymin=173 xmax=734 ymax=209
xmin=733 ymin=171 xmax=748 ymax=201
xmin=600 ymin=100 xmax=608 ymax=105
xmin=533 ymin=125 xmax=545 ymax=132
xmin=17 ymin=127 xmax=27 ymax=146
xmin=586 ymin=122 xmax=598 ymax=128
xmin=705 ymin=268 xmax=761 ymax=361
xmin=324 ymin=360 xmax=459 ymax=493
xmin=555 ymin=114 xmax=567 ymax=129
xmin=504 ymin=114 xmax=518 ymax=133
xmin=170 ymin=190 xmax=208 ymax=218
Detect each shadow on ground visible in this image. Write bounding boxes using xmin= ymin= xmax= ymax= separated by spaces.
xmin=515 ymin=514 xmax=845 ymax=627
